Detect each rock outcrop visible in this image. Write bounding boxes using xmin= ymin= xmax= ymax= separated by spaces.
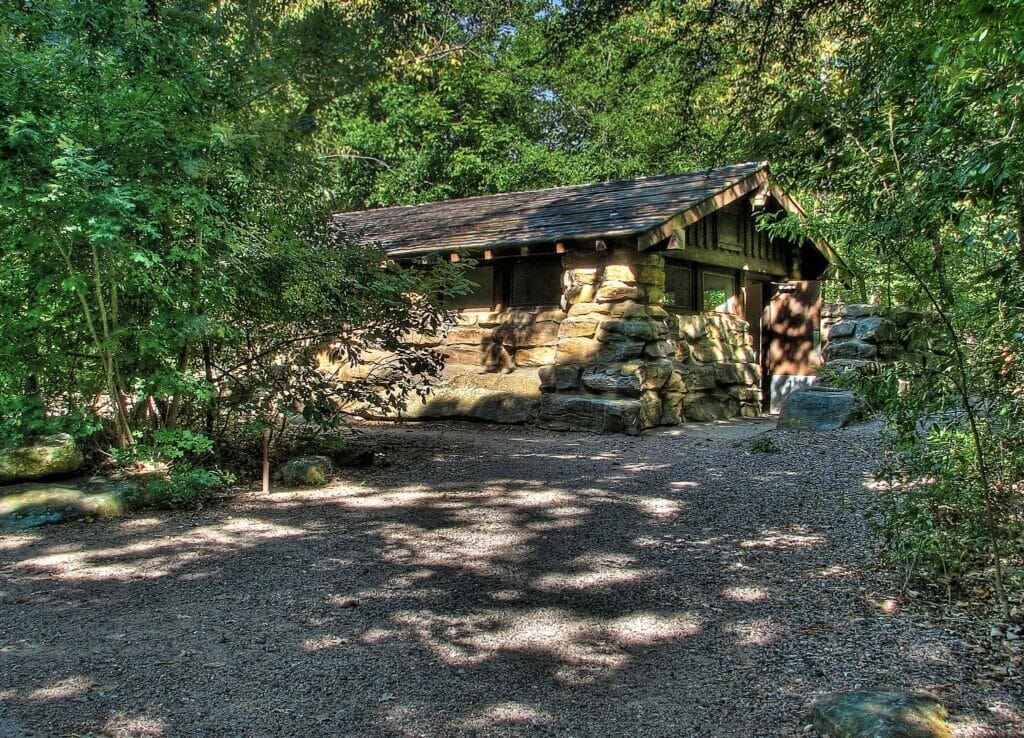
xmin=821 ymin=303 xmax=930 ymax=375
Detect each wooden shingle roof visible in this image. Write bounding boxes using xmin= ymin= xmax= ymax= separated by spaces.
xmin=332 ymin=161 xmax=769 ymax=257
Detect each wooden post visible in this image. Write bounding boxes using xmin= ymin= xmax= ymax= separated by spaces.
xmin=262 ymin=426 xmax=271 ymax=494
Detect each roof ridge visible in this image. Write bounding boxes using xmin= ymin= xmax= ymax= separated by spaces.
xmin=333 ymin=161 xmax=767 ymax=218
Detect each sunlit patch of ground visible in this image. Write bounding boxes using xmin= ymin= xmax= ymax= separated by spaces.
xmin=0 ymin=420 xmax=1016 ymax=737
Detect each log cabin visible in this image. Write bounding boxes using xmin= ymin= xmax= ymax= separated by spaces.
xmin=332 ymin=162 xmax=841 ymax=434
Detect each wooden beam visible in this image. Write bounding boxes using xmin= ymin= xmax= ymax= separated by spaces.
xmin=667 ymin=244 xmax=788 ymax=277
xmin=751 ymin=183 xmax=770 ymax=210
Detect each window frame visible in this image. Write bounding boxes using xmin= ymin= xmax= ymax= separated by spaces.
xmin=507 ymin=257 xmax=563 ymax=308
xmin=701 ymin=269 xmax=738 ymax=314
xmin=663 ymin=260 xmax=696 ymax=312
xmin=445 ymin=264 xmax=497 ymax=311
xmin=442 ymin=256 xmax=565 ymax=311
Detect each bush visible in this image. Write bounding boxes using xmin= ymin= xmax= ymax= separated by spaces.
xmin=144 ymin=465 xmax=234 ymax=505
xmin=0 ymin=395 xmax=101 ymax=448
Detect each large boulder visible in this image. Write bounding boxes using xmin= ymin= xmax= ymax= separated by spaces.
xmin=824 ymin=359 xmax=880 ymax=375
xmin=683 ymin=393 xmax=737 ymax=422
xmin=538 ymin=395 xmax=649 ymax=434
xmin=581 ymin=366 xmax=643 ymax=396
xmin=777 ymin=386 xmax=864 ymax=431
xmin=812 ymin=690 xmax=952 ymax=738
xmin=822 ymin=339 xmax=878 ymax=361
xmin=0 ymin=434 xmax=84 ymax=484
xmin=825 ymin=321 xmax=857 ymax=340
xmin=677 ymin=364 xmax=717 ymax=391
xmin=0 ymin=477 xmax=167 ymax=531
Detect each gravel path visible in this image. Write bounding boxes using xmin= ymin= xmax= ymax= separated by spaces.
xmin=0 ymin=420 xmax=1020 ymax=737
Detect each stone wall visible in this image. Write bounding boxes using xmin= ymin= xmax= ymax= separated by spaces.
xmin=669 ymin=314 xmax=762 ymax=422
xmin=534 ymin=246 xmax=762 ymax=434
xmin=327 ymin=245 xmax=764 ymax=434
xmin=820 ymin=303 xmax=928 ymax=374
xmin=402 ymin=308 xmax=559 ymax=424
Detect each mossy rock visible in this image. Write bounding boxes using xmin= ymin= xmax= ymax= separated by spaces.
xmin=281 ymin=456 xmax=333 ymax=486
xmin=812 ymin=690 xmax=952 ymax=738
xmin=0 ymin=482 xmax=130 ymax=531
xmin=0 ymin=433 xmax=84 ymax=484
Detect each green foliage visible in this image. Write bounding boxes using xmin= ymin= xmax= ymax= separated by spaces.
xmin=877 ymin=418 xmax=1024 ymax=584
xmin=0 ymin=395 xmax=101 ymax=448
xmin=143 ymin=465 xmax=234 ymax=506
xmin=0 ymin=0 xmax=467 ymax=467
xmin=818 ymin=365 xmax=900 ymax=417
xmin=1 ymin=0 xmax=1021 ymax=609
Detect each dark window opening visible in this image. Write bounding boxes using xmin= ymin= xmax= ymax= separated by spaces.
xmin=664 ymin=262 xmax=694 ymax=311
xmin=447 ymin=265 xmax=494 ymax=310
xmin=510 ymin=260 xmax=562 ymax=306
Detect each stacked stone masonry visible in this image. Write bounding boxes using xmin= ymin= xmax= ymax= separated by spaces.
xmin=328 ymin=245 xmax=764 ymax=434
xmin=820 ymin=303 xmax=930 ymax=375
xmin=537 ymin=247 xmax=760 ymax=434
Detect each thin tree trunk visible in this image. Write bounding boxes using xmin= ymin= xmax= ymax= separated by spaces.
xmin=203 ymin=339 xmax=215 ymax=435
xmin=165 ymin=343 xmax=191 ymax=430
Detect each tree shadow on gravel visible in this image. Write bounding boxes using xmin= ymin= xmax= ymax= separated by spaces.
xmin=0 ymin=422 xmax=1018 ymax=737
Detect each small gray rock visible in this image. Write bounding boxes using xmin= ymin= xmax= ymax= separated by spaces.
xmin=777 ymin=386 xmax=864 ymax=431
xmin=812 ymin=689 xmax=952 ymax=738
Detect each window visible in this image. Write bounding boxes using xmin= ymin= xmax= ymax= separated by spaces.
xmin=442 ymin=259 xmax=563 ymax=310
xmin=510 ymin=260 xmax=562 ymax=306
xmin=664 ymin=262 xmax=694 ymax=311
xmin=702 ymin=271 xmax=736 ymax=313
xmin=447 ymin=265 xmax=494 ymax=310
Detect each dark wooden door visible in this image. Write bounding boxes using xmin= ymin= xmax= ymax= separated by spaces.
xmin=765 ymin=280 xmax=821 ymax=412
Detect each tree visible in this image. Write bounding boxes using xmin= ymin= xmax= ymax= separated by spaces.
xmin=762 ymin=0 xmax=1024 ymax=612
xmin=0 ymin=0 xmax=468 ymax=465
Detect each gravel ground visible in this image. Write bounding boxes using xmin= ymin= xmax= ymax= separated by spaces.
xmin=0 ymin=419 xmax=1020 ymax=738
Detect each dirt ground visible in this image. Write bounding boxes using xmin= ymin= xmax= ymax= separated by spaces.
xmin=0 ymin=419 xmax=1020 ymax=737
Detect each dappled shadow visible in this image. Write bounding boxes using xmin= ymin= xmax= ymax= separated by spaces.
xmin=1 ymin=421 xmax=1018 ymax=736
